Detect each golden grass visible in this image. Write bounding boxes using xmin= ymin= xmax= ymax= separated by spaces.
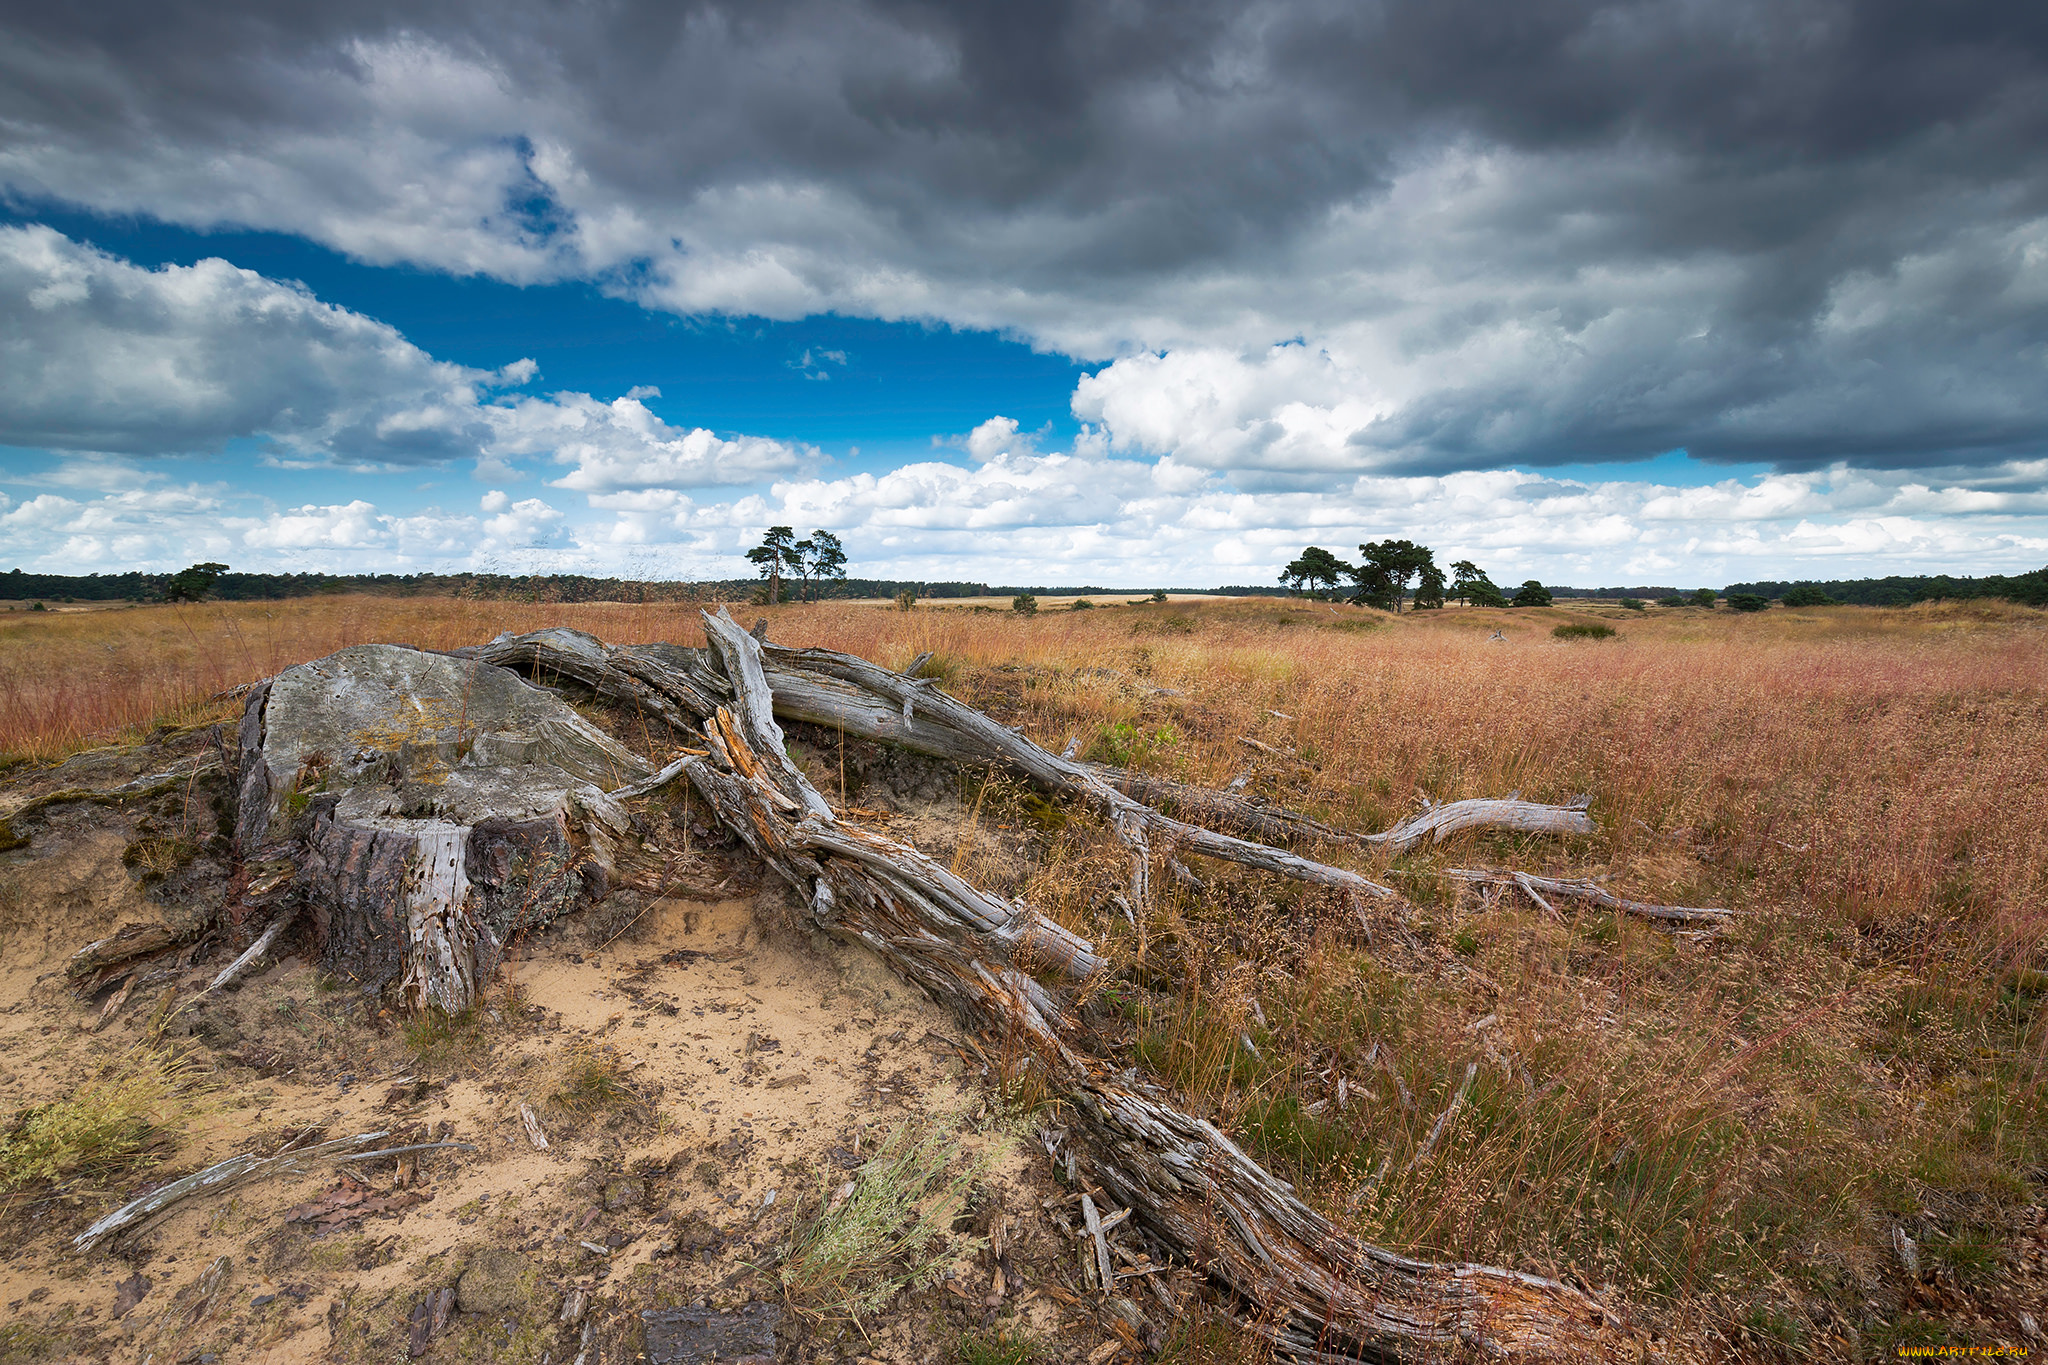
xmin=0 ymin=1045 xmax=200 ymax=1194
xmin=6 ymin=591 xmax=2045 ymax=1347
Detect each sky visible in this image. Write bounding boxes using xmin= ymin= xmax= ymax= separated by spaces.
xmin=2 ymin=1 xmax=2046 ymax=589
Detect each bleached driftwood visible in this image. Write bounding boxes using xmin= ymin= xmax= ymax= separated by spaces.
xmin=1095 ymin=774 xmax=1601 ymax=858
xmin=668 ymin=610 xmax=1635 ymax=1362
xmin=75 ymin=1131 xmax=392 ymax=1252
xmin=199 ymin=910 xmax=295 ymax=997
xmin=1361 ymin=797 xmax=1597 ymax=852
xmin=519 ymin=1102 xmax=550 ymax=1150
xmin=473 ymin=627 xmax=1395 ymax=911
xmin=1445 ymin=868 xmax=1732 ymax=924
xmin=1081 ymin=1191 xmax=1115 ymax=1291
xmin=74 ymin=1132 xmax=478 ymax=1254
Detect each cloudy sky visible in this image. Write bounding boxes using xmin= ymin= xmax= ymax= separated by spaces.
xmin=3 ymin=0 xmax=2046 ymax=588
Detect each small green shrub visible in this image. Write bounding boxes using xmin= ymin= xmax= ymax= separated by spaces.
xmin=1727 ymin=593 xmax=1770 ymax=613
xmin=781 ymin=1118 xmax=994 ymax=1323
xmin=1092 ymin=721 xmax=1179 ymax=767
xmin=1010 ymin=592 xmax=1037 ymax=615
xmin=1691 ymin=587 xmax=1718 ymax=607
xmin=1130 ymin=611 xmax=1196 ymax=635
xmin=1781 ymin=584 xmax=1838 ymax=607
xmin=0 ymin=1046 xmax=196 ymax=1191
xmin=1553 ymin=622 xmax=1617 ymax=640
xmin=551 ymin=1042 xmax=641 ymax=1114
xmin=1070 ymin=598 xmax=1094 ymax=611
xmin=1658 ymin=594 xmax=1688 ymax=608
xmin=0 ymin=1322 xmax=64 ymax=1364
xmin=1618 ymin=597 xmax=1646 ymax=611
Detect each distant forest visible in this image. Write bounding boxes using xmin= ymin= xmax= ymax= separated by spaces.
xmin=0 ymin=569 xmax=1011 ymax=604
xmin=4 ymin=564 xmax=2045 ymax=607
xmin=1517 ymin=569 xmax=2048 ymax=608
xmin=1718 ymin=567 xmax=2048 ymax=607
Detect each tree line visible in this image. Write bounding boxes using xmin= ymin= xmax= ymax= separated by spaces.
xmin=1279 ymin=541 xmax=1553 ymax=610
xmin=1723 ymin=567 xmax=2048 ymax=608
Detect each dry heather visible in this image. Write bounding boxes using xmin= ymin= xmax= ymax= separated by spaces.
xmin=4 ymin=591 xmax=2045 ymax=1357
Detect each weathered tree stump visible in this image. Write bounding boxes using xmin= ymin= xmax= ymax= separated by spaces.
xmin=233 ymin=643 xmax=651 ymax=1012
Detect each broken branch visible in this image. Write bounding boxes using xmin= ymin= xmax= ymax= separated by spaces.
xmin=197 ymin=910 xmax=296 ymax=998
xmin=1444 ymin=868 xmax=1732 ymax=924
xmin=74 ymin=1130 xmax=396 ymax=1253
xmin=1361 ymin=797 xmax=1596 ymax=852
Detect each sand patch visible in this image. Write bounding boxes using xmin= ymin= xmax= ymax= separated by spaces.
xmin=0 ymin=865 xmax=1044 ymax=1364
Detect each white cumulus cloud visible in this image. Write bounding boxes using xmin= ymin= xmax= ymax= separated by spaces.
xmin=0 ymin=226 xmax=810 ymax=489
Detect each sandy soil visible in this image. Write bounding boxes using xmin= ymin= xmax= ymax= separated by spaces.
xmin=0 ymin=752 xmax=1117 ymax=1364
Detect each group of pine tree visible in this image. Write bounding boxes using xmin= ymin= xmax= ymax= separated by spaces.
xmin=1280 ymin=539 xmax=1555 ymax=610
xmin=743 ymin=526 xmax=848 ymax=603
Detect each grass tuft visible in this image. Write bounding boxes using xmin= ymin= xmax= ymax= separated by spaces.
xmin=401 ymin=1004 xmax=487 ymax=1072
xmin=780 ymin=1117 xmax=994 ymax=1323
xmin=0 ymin=1046 xmax=198 ymax=1193
xmin=550 ymin=1042 xmax=641 ymax=1115
xmin=957 ymin=1326 xmax=1041 ymax=1365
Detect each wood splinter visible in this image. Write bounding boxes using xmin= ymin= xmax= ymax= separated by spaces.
xmin=519 ymin=1102 xmax=550 ymax=1150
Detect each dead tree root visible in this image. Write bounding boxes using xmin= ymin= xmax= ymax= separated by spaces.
xmin=206 ymin=618 xmax=1642 ymax=1360
xmin=659 ymin=611 xmax=1638 ymax=1362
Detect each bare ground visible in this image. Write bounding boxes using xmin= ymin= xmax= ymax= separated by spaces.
xmin=0 ymin=730 xmax=1166 ymax=1365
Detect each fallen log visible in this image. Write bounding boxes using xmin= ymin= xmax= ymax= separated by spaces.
xmin=211 ymin=620 xmax=1635 ymax=1358
xmin=472 ymin=631 xmax=1593 ymax=885
xmin=473 ymin=627 xmax=1394 ymax=909
xmin=1361 ymin=797 xmax=1597 ymax=851
xmin=675 ymin=609 xmax=1635 ymax=1362
xmin=1444 ymin=868 xmax=1732 ymax=924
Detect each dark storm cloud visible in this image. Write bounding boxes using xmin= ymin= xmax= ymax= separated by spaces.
xmin=3 ymin=0 xmax=2046 ymax=474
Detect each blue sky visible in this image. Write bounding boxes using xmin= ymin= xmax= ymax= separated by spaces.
xmin=3 ymin=3 xmax=2045 ymax=588
xmin=1 ymin=204 xmax=1093 ymax=467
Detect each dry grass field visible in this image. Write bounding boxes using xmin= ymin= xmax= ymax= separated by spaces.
xmin=3 ymin=591 xmax=2044 ymax=1358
